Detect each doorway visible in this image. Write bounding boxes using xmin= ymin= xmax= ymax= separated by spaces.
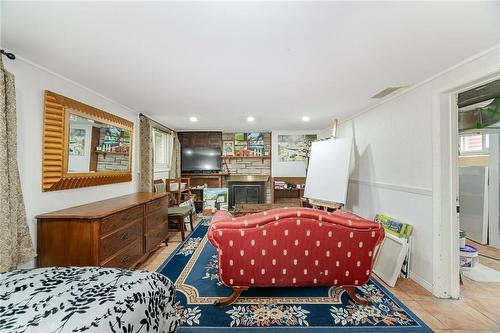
xmin=456 ymin=79 xmax=500 ymax=287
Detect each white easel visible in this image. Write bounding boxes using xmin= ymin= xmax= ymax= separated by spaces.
xmin=305 ymin=119 xmax=350 ymax=211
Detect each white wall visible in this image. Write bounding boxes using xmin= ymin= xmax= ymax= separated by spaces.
xmin=5 ymin=58 xmax=140 ymax=267
xmin=272 ymin=130 xmax=322 ymax=177
xmin=337 ymin=45 xmax=500 ymax=292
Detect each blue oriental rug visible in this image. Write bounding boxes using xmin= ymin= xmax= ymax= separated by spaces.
xmin=157 ymin=217 xmax=432 ymax=332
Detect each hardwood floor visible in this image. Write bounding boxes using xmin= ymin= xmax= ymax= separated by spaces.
xmin=138 ymin=219 xmax=500 ymax=332
xmin=466 ymin=240 xmax=500 ymax=272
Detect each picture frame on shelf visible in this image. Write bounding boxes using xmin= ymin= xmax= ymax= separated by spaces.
xmin=234 ymin=132 xmax=246 ymax=143
xmin=247 ymin=132 xmax=264 ymax=145
xmin=223 ymin=141 xmax=235 ymax=156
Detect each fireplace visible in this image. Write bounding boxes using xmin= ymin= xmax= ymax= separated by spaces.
xmin=227 ymin=175 xmax=269 ymax=209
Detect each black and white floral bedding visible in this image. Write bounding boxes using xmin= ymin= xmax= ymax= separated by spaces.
xmin=0 ymin=267 xmax=178 ymax=333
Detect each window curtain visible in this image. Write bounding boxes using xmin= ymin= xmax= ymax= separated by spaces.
xmin=140 ymin=114 xmax=180 ymax=189
xmin=0 ymin=57 xmax=36 ymax=272
xmin=170 ymin=133 xmax=181 ymax=179
xmin=139 ymin=115 xmax=153 ymax=192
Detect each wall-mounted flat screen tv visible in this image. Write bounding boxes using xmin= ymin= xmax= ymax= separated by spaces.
xmin=181 ymin=147 xmax=221 ymax=173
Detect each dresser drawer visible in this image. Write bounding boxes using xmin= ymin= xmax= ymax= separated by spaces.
xmin=146 ymin=197 xmax=169 ymax=215
xmin=100 ymin=220 xmax=142 ymax=261
xmin=101 ymin=205 xmax=143 ymax=236
xmin=145 ymin=223 xmax=169 ymax=253
xmin=101 ymin=240 xmax=143 ymax=269
xmin=145 ymin=209 xmax=168 ymax=233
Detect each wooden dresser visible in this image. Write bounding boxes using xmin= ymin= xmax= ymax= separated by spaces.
xmin=36 ymin=192 xmax=169 ymax=269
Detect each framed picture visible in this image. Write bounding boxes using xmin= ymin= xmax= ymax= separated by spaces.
xmin=203 ymin=188 xmax=229 ymax=215
xmin=234 ymin=132 xmax=246 ymax=143
xmin=223 ymin=141 xmax=235 ymax=156
xmin=278 ymin=134 xmax=317 ymax=161
xmin=247 ymin=132 xmax=264 ymax=145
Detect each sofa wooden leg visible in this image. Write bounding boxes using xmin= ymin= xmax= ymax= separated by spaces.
xmin=214 ymin=287 xmax=248 ymax=307
xmin=344 ymin=287 xmax=371 ymax=306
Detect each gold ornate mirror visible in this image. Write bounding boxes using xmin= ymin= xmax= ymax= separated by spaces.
xmin=42 ymin=91 xmax=133 ymax=191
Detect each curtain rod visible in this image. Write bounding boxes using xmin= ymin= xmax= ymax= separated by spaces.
xmin=139 ymin=113 xmax=175 ymax=133
xmin=0 ymin=49 xmax=16 ymax=60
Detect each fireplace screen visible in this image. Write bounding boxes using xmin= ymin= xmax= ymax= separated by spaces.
xmin=228 ymin=182 xmax=266 ymax=208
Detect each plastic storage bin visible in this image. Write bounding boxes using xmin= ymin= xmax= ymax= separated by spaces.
xmin=460 ymin=244 xmax=478 ymax=270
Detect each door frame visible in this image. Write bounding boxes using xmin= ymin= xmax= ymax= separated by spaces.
xmin=489 ymin=134 xmax=500 ymax=249
xmin=433 ymin=71 xmax=500 ymax=298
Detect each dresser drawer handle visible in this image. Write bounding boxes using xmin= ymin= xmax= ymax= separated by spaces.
xmin=121 ymin=255 xmax=130 ymax=263
xmin=120 ymin=233 xmax=129 ymax=241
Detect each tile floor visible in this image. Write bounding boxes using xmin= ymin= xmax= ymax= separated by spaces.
xmin=139 ymin=219 xmax=500 ymax=332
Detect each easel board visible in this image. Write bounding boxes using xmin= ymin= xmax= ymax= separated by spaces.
xmin=304 ymin=137 xmax=353 ymax=205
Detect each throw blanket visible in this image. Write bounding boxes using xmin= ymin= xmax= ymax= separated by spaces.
xmin=0 ymin=267 xmax=178 ymax=333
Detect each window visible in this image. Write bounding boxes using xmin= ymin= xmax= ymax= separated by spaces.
xmin=459 ymin=133 xmax=489 ymax=154
xmin=153 ymin=128 xmax=173 ymax=173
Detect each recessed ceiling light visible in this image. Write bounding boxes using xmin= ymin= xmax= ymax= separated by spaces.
xmin=247 ymin=116 xmax=255 ymax=122
xmin=302 ymin=116 xmax=310 ymax=122
xmin=189 ymin=116 xmax=198 ymax=122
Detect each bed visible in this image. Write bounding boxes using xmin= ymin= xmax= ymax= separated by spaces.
xmin=0 ymin=267 xmax=178 ymax=333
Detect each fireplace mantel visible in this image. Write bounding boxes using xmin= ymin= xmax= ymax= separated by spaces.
xmin=226 ymin=175 xmax=269 ymax=182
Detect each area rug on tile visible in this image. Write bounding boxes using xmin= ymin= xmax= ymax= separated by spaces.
xmin=157 ymin=217 xmax=432 ymax=332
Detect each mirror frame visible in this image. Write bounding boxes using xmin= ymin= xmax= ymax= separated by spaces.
xmin=42 ymin=90 xmax=133 ymax=192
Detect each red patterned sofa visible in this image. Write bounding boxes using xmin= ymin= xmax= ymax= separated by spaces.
xmin=208 ymin=207 xmax=384 ymax=306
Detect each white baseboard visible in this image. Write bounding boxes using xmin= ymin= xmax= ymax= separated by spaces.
xmin=408 ymin=271 xmax=433 ymax=294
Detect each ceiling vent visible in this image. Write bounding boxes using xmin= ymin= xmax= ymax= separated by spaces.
xmin=371 ymin=86 xmax=406 ymax=99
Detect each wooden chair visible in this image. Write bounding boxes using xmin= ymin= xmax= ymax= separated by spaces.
xmin=164 ymin=177 xmax=195 ymax=240
xmin=168 ymin=205 xmax=194 ymax=241
xmin=166 ymin=177 xmax=191 ymax=205
xmin=153 ymin=179 xmax=167 ymax=193
xmin=154 ymin=178 xmax=194 ymax=240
